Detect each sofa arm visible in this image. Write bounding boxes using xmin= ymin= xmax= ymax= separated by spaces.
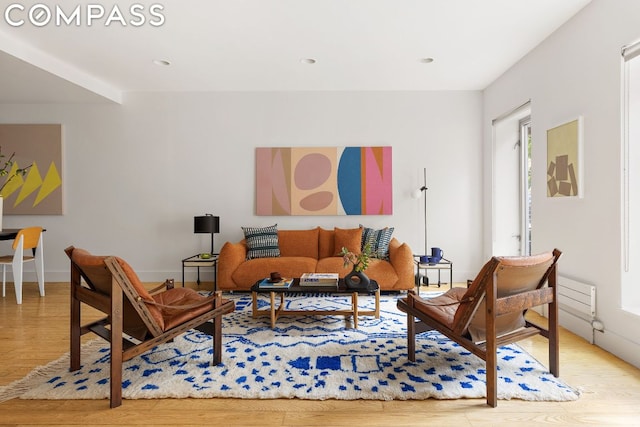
xmin=218 ymin=241 xmax=247 ymax=289
xmin=388 ymin=238 xmax=414 ymax=287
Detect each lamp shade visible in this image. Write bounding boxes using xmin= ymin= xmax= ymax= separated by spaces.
xmin=194 ymin=215 xmax=220 ymax=234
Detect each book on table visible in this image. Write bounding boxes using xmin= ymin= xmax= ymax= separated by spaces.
xmin=258 ymin=277 xmax=293 ymax=289
xmin=299 ymin=273 xmax=339 ymax=286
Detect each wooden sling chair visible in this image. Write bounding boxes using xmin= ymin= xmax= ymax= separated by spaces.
xmin=65 ymin=246 xmax=235 ymax=408
xmin=397 ymin=249 xmax=562 ymax=407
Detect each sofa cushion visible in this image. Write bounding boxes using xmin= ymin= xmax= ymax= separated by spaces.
xmin=242 ymin=224 xmax=280 ymax=260
xmin=333 ymin=227 xmax=363 ymax=256
xmin=360 ymin=225 xmax=395 ymax=260
xmin=278 ymin=228 xmax=319 ymax=258
xmin=318 ymin=227 xmax=335 ymax=259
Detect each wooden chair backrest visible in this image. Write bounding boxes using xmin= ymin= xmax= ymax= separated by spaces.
xmin=105 ymin=256 xmax=165 ymax=336
xmin=13 ymin=226 xmax=42 ymax=251
xmin=452 ymin=250 xmax=560 ymax=342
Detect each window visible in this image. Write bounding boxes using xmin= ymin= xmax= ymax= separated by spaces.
xmin=622 ymin=40 xmax=640 ymax=313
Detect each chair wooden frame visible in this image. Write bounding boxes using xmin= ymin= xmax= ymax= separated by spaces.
xmin=397 ymin=249 xmax=562 ymax=407
xmin=65 ymin=246 xmax=235 ymax=408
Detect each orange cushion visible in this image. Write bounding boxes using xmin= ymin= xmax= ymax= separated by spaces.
xmin=333 ymin=227 xmax=363 ymax=256
xmin=278 ymin=228 xmax=319 ymax=258
xmin=411 ymin=288 xmax=467 ymax=329
xmin=318 ymin=227 xmax=335 ymax=259
xmin=152 ymin=289 xmax=232 ymax=331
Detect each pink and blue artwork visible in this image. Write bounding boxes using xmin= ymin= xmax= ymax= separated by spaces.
xmin=256 ymin=146 xmax=392 ymax=216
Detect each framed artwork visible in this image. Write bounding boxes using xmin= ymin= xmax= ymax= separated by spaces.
xmin=256 ymin=146 xmax=392 ymax=215
xmin=0 ymin=124 xmax=63 ymax=214
xmin=547 ymin=117 xmax=583 ymax=198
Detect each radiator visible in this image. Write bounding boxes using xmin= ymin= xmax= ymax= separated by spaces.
xmin=557 ymin=275 xmax=600 ymax=343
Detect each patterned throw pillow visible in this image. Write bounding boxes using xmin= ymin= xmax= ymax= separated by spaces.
xmin=242 ymin=224 xmax=280 ymax=260
xmin=360 ymin=225 xmax=394 ymax=260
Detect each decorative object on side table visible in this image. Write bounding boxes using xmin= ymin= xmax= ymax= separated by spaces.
xmin=341 ymin=243 xmax=371 ymax=290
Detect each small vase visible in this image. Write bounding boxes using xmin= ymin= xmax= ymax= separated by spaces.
xmin=344 ymin=269 xmax=370 ymax=290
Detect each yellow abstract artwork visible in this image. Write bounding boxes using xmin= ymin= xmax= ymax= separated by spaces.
xmin=0 ymin=124 xmax=63 ymax=214
xmin=547 ymin=118 xmax=582 ymax=198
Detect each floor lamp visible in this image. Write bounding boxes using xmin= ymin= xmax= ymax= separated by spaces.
xmin=412 ymin=168 xmax=428 ymax=258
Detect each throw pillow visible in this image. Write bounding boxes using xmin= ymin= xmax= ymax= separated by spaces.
xmin=333 ymin=227 xmax=363 ymax=256
xmin=242 ymin=224 xmax=280 ymax=260
xmin=318 ymin=227 xmax=335 ymax=259
xmin=360 ymin=225 xmax=394 ymax=260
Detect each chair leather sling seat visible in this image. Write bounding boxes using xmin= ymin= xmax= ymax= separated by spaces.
xmin=66 ymin=246 xmax=235 ymax=408
xmin=70 ymin=248 xmax=230 ymax=339
xmin=397 ymin=249 xmax=562 ymax=407
xmin=410 ymin=287 xmax=465 ymax=329
xmin=151 ymin=287 xmax=219 ymax=331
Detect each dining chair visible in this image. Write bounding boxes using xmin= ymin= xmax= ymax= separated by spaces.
xmin=0 ymin=226 xmax=44 ymax=304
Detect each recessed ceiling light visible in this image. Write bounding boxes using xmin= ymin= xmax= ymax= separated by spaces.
xmin=419 ymin=58 xmax=434 ymax=64
xmin=300 ymin=58 xmax=317 ymax=64
xmin=153 ymin=59 xmax=171 ymax=66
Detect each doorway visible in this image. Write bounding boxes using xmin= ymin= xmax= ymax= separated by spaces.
xmin=492 ymin=102 xmax=532 ymax=256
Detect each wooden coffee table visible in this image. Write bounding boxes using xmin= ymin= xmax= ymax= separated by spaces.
xmin=250 ymin=278 xmax=380 ymax=329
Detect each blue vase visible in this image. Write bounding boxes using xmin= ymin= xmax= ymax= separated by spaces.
xmin=344 ymin=269 xmax=370 ymax=290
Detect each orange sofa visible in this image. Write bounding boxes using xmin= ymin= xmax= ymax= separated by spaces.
xmin=218 ymin=227 xmax=414 ymax=291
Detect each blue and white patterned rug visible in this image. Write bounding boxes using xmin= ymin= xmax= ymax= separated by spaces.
xmin=0 ymin=293 xmax=579 ymax=403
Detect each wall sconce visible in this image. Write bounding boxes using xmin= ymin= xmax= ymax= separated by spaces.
xmin=412 ymin=168 xmax=428 ymax=257
xmin=194 ymin=214 xmax=220 ymax=255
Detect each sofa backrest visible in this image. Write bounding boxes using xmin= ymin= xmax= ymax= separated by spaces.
xmin=318 ymin=227 xmax=335 ymax=259
xmin=278 ymin=228 xmax=319 ymax=258
xmin=276 ymin=227 xmax=366 ymax=260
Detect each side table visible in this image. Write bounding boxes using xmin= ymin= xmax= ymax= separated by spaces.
xmin=182 ymin=254 xmax=218 ymax=289
xmin=414 ymin=255 xmax=453 ymax=290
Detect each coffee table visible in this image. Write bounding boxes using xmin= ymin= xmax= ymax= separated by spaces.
xmin=251 ymin=278 xmax=380 ymax=329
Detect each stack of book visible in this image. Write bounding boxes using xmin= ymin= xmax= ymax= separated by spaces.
xmin=299 ymin=273 xmax=339 ymax=287
xmin=258 ymin=277 xmax=293 ymax=289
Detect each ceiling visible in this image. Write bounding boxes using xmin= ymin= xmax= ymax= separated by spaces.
xmin=0 ymin=0 xmax=592 ymax=104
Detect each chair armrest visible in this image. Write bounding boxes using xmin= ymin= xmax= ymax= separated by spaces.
xmin=148 ymin=279 xmax=175 ymax=295
xmin=388 ymin=239 xmax=414 ymax=285
xmin=143 ymin=291 xmax=220 ymax=311
xmin=218 ymin=240 xmax=247 ymax=288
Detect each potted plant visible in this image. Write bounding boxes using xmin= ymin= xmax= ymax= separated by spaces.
xmin=341 ymin=243 xmax=372 ymax=289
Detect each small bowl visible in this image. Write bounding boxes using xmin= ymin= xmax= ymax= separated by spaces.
xmin=269 ymin=272 xmax=282 ymax=282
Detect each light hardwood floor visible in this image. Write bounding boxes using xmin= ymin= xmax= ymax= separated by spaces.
xmin=1 ymin=280 xmax=639 ymax=426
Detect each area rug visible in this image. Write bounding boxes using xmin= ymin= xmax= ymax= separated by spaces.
xmin=0 ymin=293 xmax=579 ymax=403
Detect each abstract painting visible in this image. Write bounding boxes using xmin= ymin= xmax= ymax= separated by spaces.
xmin=547 ymin=117 xmax=583 ymax=198
xmin=0 ymin=124 xmax=63 ymax=214
xmin=256 ymin=146 xmax=392 ymax=215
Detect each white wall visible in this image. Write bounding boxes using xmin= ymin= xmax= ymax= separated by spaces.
xmin=483 ymin=0 xmax=640 ymax=367
xmin=0 ymin=90 xmax=483 ymax=285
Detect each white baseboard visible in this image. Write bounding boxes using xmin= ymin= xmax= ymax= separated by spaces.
xmin=594 ymin=328 xmax=640 ymax=369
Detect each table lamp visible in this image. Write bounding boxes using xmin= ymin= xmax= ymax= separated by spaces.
xmin=194 ymin=214 xmax=219 ymax=255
